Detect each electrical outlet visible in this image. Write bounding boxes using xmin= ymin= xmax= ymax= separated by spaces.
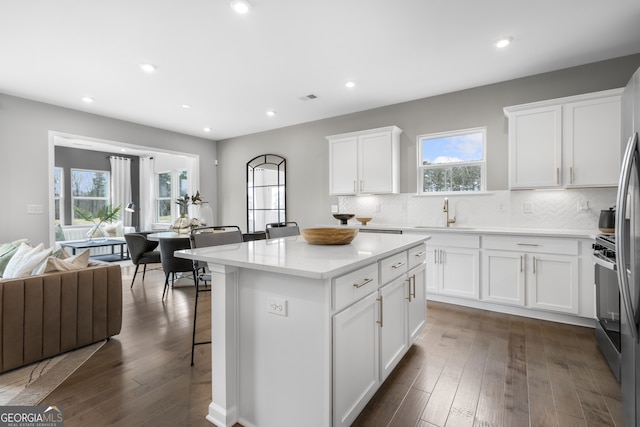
xmin=27 ymin=204 xmax=44 ymax=214
xmin=496 ymin=203 xmax=505 ymax=213
xmin=523 ymin=202 xmax=533 ymax=214
xmin=577 ymin=200 xmax=589 ymax=212
xmin=375 ymin=204 xmax=381 ymax=213
xmin=267 ymin=297 xmax=288 ymax=316
xmin=331 ymin=205 xmax=338 ymax=213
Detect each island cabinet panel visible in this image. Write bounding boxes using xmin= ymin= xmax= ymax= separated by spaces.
xmin=332 ymin=262 xmax=379 ymax=312
xmin=333 ymin=292 xmax=381 ymax=427
xmin=332 ymin=242 xmax=427 ymax=427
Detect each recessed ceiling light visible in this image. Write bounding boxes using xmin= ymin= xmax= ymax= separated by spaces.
xmin=345 ymin=81 xmax=356 ymax=88
xmin=230 ymin=0 xmax=251 ymax=14
xmin=181 ymin=104 xmax=192 ymax=109
xmin=82 ymin=96 xmax=94 ymax=103
xmin=203 ymin=127 xmax=212 ymax=132
xmin=496 ymin=37 xmax=513 ymax=48
xmin=266 ymin=110 xmax=277 ymax=117
xmin=139 ymin=63 xmax=157 ymax=73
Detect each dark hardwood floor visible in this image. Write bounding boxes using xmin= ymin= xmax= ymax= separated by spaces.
xmin=43 ymin=263 xmax=621 ymax=427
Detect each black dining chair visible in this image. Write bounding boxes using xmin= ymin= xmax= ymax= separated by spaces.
xmin=265 ymin=221 xmax=300 ymax=239
xmin=124 ymin=232 xmax=161 ymax=288
xmin=160 ymin=237 xmax=196 ymax=300
xmin=188 ymin=225 xmax=243 ymax=365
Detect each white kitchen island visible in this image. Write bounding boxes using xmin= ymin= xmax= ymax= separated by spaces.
xmin=175 ymin=232 xmax=429 ymax=427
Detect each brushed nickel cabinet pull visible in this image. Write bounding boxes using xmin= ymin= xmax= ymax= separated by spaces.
xmin=405 ymin=278 xmax=412 ymax=301
xmin=410 ymin=274 xmax=416 ymax=299
xmin=556 ymin=167 xmax=560 ymax=184
xmin=434 ymin=249 xmax=438 ymax=264
xmin=570 ymin=166 xmax=574 ymax=184
xmin=414 ymin=251 xmax=426 ymax=258
xmin=391 ymin=261 xmax=406 ymax=269
xmin=377 ymin=296 xmax=383 ymax=327
xmin=353 ymin=180 xmax=357 ymax=192
xmin=360 ymin=180 xmax=363 ymax=192
xmin=533 ymin=256 xmax=537 ymax=274
xmin=520 ymin=255 xmax=523 ymax=272
xmin=353 ymin=277 xmax=373 ymax=288
xmin=517 ymin=243 xmax=540 ymax=247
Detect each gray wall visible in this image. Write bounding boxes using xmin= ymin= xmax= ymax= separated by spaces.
xmin=217 ymin=54 xmax=640 ymax=231
xmin=54 ymin=146 xmax=140 ymax=228
xmin=0 ymin=94 xmax=216 ymax=245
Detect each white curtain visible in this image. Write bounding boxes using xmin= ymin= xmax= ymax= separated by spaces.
xmin=110 ymin=156 xmax=132 ymax=227
xmin=139 ymin=156 xmax=155 ymax=231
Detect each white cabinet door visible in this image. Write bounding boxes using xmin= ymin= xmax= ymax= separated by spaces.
xmin=329 ymin=136 xmax=358 ymax=195
xmin=508 ymin=105 xmax=562 ymax=189
xmin=333 ymin=292 xmax=380 ymax=427
xmin=439 ymin=247 xmax=480 ymax=299
xmin=379 ymin=276 xmax=408 ymax=381
xmin=527 ymin=253 xmax=579 ymax=315
xmin=359 ymin=130 xmax=397 ymax=194
xmin=482 ymin=250 xmax=526 ymax=307
xmin=327 ymin=126 xmax=401 ymax=195
xmin=407 ymin=263 xmax=426 ymax=343
xmin=563 ymin=96 xmax=621 ymax=187
xmin=425 ymin=246 xmax=439 ymax=294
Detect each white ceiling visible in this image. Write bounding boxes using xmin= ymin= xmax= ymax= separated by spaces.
xmin=1 ymin=0 xmax=640 ymax=141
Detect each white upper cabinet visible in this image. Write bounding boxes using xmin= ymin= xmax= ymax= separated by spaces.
xmin=504 ymin=89 xmax=622 ymax=189
xmin=327 ymin=126 xmax=402 ymax=195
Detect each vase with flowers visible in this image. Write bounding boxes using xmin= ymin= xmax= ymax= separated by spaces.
xmin=173 ymin=191 xmax=202 ymax=233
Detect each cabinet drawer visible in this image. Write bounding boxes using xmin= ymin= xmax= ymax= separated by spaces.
xmin=427 ymin=233 xmax=480 ymax=248
xmin=408 ymin=244 xmax=427 ymax=270
xmin=333 ymin=263 xmax=379 ymax=311
xmin=483 ymin=235 xmax=578 ymax=255
xmin=380 ymin=252 xmax=408 ymax=285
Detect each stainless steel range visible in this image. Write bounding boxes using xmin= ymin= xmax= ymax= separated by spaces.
xmin=593 ymin=233 xmax=621 ymax=381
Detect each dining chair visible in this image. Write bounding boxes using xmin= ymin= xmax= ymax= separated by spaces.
xmin=265 ymin=221 xmax=300 ymax=239
xmin=124 ymin=232 xmax=161 ymax=288
xmin=189 ymin=225 xmax=243 ymax=365
xmin=160 ymin=237 xmax=196 ymax=300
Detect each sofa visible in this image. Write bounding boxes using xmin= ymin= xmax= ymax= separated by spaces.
xmin=0 ymin=262 xmax=123 ymax=373
xmin=56 ymin=224 xmax=135 ymax=258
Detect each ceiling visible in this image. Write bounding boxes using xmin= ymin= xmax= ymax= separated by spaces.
xmin=1 ymin=0 xmax=640 ymax=141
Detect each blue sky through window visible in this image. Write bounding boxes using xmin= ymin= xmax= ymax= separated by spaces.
xmin=421 ymin=132 xmax=483 ymax=164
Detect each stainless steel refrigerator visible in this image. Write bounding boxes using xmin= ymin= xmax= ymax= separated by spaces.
xmin=616 ymin=65 xmax=640 ymax=427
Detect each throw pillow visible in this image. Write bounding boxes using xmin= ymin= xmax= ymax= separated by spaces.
xmin=0 ymin=243 xmax=18 ymax=277
xmin=103 ymin=221 xmax=124 ymax=237
xmin=3 ymin=243 xmax=53 ymax=279
xmin=42 ymin=249 xmax=90 ymax=273
xmin=55 ymin=224 xmax=66 ymax=241
xmin=32 ymin=247 xmax=71 ymax=275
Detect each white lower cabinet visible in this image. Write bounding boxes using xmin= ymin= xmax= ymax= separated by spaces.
xmin=332 ymin=244 xmax=427 ymax=427
xmin=482 ymin=236 xmax=580 ymax=315
xmin=379 ymin=275 xmax=409 ymax=380
xmin=407 ymin=263 xmax=426 ymax=343
xmin=425 ymin=234 xmax=480 ymax=299
xmin=333 ymin=292 xmax=380 ymax=427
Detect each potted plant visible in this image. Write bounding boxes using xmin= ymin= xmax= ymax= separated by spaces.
xmin=173 ymin=191 xmax=202 ymax=232
xmin=74 ymin=204 xmax=121 ymax=241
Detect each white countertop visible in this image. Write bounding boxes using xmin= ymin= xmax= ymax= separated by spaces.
xmin=175 ymin=233 xmax=429 ymax=279
xmin=335 ymin=223 xmax=599 ymax=239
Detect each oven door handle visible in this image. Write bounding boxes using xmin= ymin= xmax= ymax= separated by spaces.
xmin=593 ymin=256 xmax=617 ymax=271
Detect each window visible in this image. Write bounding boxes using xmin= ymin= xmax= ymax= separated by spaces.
xmin=157 ymin=170 xmax=188 ymax=223
xmin=417 ymin=127 xmax=486 ymax=194
xmin=53 ymin=167 xmax=64 ymax=224
xmin=70 ymin=169 xmax=110 ymax=224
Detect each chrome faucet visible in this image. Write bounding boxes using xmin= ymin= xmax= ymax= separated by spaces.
xmin=443 ymin=197 xmax=456 ymax=227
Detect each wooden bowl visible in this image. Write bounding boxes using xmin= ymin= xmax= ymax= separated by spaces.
xmin=356 ymin=217 xmax=372 ymax=225
xmin=333 ymin=214 xmax=355 ymax=225
xmin=301 ymin=227 xmax=358 ymax=245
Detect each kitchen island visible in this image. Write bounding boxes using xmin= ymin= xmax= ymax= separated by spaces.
xmin=176 ymin=232 xmax=429 ymax=427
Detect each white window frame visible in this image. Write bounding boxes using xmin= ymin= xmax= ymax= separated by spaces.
xmin=417 ymin=127 xmax=486 ymax=195
xmin=54 ymin=167 xmax=64 ymax=224
xmin=70 ymin=168 xmax=111 ymax=224
xmin=156 ymin=169 xmax=189 ymax=223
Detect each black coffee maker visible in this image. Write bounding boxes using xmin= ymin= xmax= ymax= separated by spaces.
xmin=599 ymin=206 xmax=616 ymax=233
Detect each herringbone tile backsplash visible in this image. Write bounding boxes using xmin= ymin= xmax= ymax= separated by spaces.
xmin=337 ymin=188 xmax=617 ymax=230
